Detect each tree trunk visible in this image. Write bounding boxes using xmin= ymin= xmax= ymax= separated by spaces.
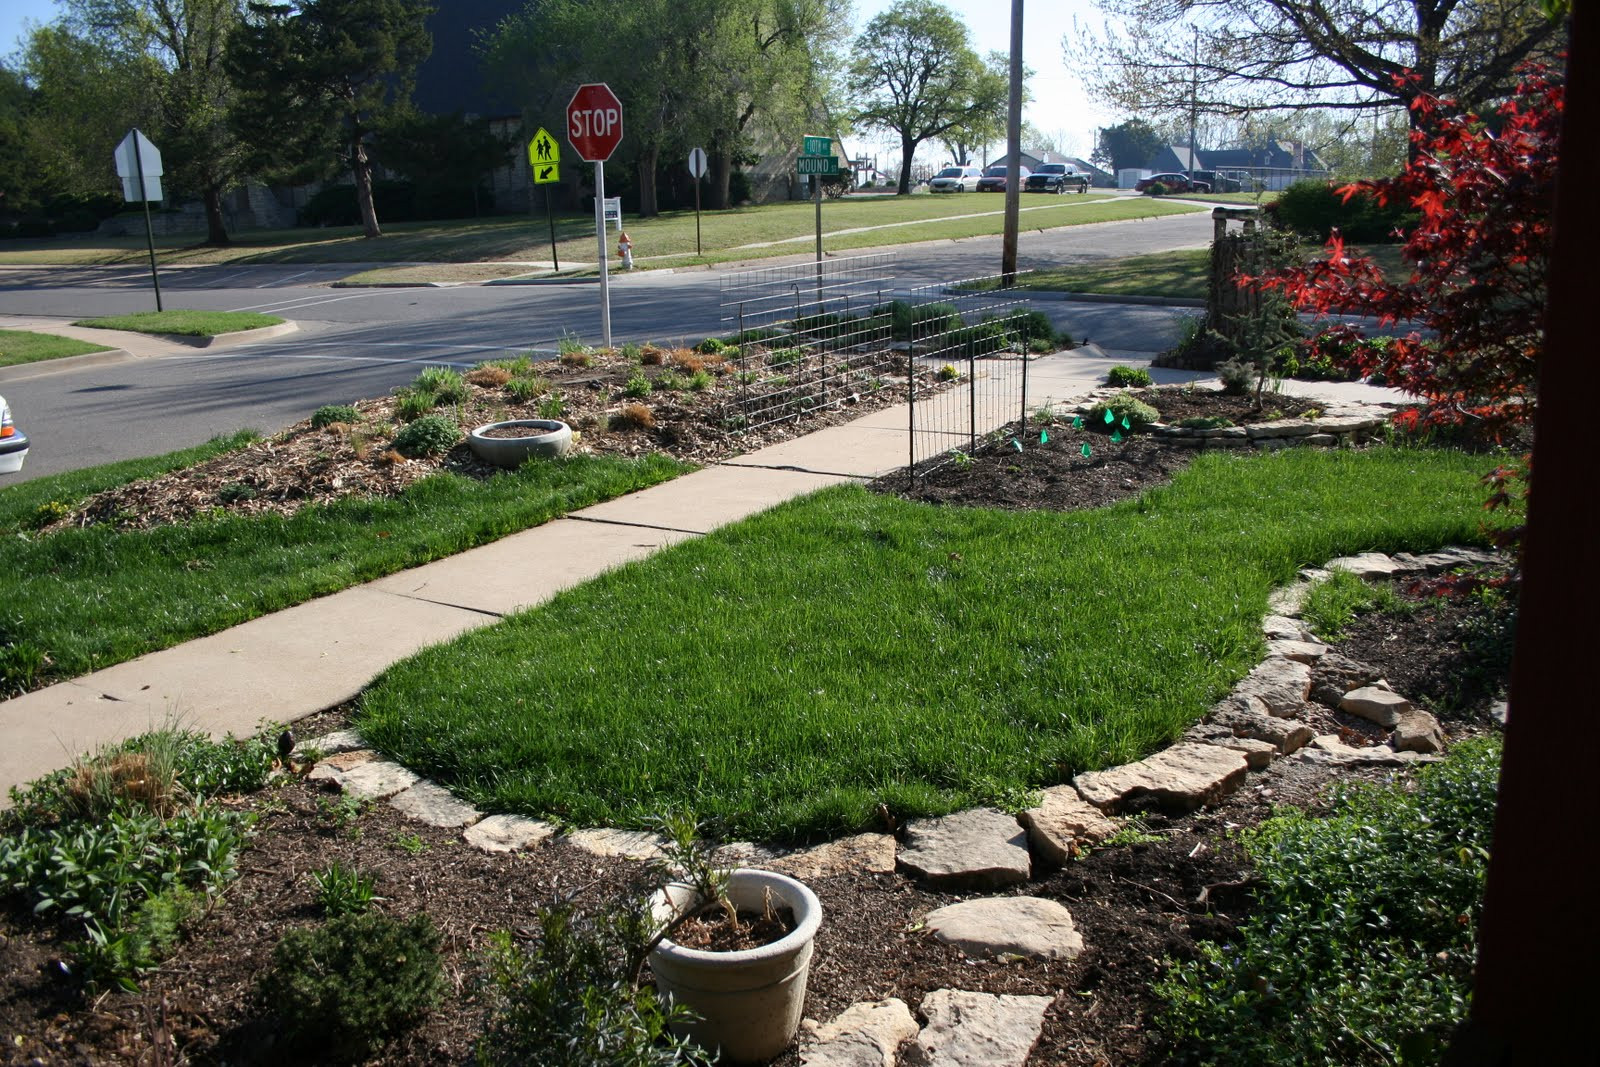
xmin=897 ymin=138 xmax=917 ymax=195
xmin=352 ymin=140 xmax=382 ymax=239
xmin=709 ymin=145 xmax=732 ymax=210
xmin=202 ymin=186 xmax=230 ymax=246
xmin=637 ymin=143 xmax=660 ymax=217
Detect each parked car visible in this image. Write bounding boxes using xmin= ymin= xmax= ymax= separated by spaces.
xmin=1192 ymin=170 xmax=1242 ymax=193
xmin=0 ymin=394 xmax=28 ymax=474
xmin=1134 ymin=172 xmax=1210 ymax=194
xmin=927 ymin=165 xmax=984 ymax=192
xmin=1025 ymin=163 xmax=1091 ymax=194
xmin=975 ymin=163 xmax=1030 ymax=192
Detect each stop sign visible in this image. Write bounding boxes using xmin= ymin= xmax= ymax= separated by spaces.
xmin=567 ymin=83 xmax=624 ymax=162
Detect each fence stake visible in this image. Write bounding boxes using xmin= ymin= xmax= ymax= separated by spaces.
xmin=1020 ymin=316 xmax=1030 ymax=442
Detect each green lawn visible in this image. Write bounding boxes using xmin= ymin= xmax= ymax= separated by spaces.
xmin=72 ymin=309 xmax=285 ymax=337
xmin=358 ymin=446 xmax=1502 ymax=842
xmin=0 ymin=329 xmax=113 ymax=368
xmin=1002 ymin=243 xmax=1411 ymax=300
xmin=0 ymin=194 xmax=1204 ymax=277
xmin=0 ymin=446 xmax=690 ymax=693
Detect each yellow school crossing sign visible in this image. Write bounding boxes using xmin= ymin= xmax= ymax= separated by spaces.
xmin=529 ymin=127 xmax=560 ymax=184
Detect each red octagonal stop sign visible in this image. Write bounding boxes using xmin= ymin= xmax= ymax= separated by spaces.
xmin=567 ymin=83 xmax=624 ymax=162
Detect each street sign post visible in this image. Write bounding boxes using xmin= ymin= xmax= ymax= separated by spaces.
xmin=688 ymin=147 xmax=707 ymax=255
xmin=798 ymin=137 xmax=839 ymax=274
xmin=796 ymin=155 xmax=839 ymax=175
xmin=114 ymin=128 xmax=164 ymax=311
xmin=529 ymin=127 xmax=562 ymax=271
xmin=802 ymin=135 xmax=831 ymax=157
xmin=567 ymin=84 xmax=624 ymax=347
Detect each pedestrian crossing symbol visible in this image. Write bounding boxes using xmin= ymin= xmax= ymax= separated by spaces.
xmin=529 ymin=127 xmax=561 ymax=184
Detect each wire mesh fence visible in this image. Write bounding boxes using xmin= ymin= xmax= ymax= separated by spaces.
xmin=716 ymin=256 xmax=1055 ymax=476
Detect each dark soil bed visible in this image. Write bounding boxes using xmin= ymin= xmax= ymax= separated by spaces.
xmin=0 ymin=384 xmax=1510 ymax=1066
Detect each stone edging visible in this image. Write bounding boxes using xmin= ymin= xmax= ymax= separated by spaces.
xmin=296 ymin=544 xmax=1498 ymax=1063
xmin=1073 ymin=387 xmax=1392 ymax=450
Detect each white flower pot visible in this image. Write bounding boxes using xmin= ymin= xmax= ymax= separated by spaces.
xmin=648 ymin=868 xmax=822 ymax=1063
xmin=465 ymin=419 xmax=572 ymax=467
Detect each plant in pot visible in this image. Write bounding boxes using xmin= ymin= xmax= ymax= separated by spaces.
xmin=644 ymin=814 xmax=823 ymax=1064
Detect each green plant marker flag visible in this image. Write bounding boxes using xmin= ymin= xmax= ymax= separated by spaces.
xmin=1072 ymin=416 xmax=1084 ymax=429
xmin=1104 ymin=409 xmax=1114 ymax=424
xmin=1040 ymin=428 xmax=1049 ymax=443
xmin=1081 ymin=443 xmax=1092 ymax=458
xmin=1111 ymin=429 xmax=1124 ymax=444
xmin=1121 ymin=415 xmax=1131 ymax=430
xmin=1012 ymin=438 xmax=1023 ymax=452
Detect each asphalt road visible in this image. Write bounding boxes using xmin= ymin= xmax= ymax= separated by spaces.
xmin=0 ymin=211 xmax=1212 ymax=484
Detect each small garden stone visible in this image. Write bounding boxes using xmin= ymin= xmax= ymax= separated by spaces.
xmin=897 ymin=809 xmax=1030 ymax=890
xmin=1340 ymin=685 xmax=1412 ymax=727
xmin=922 ymin=897 xmax=1084 ymax=960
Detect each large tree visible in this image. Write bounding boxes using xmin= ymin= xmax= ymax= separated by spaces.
xmin=67 ymin=0 xmax=249 ymax=245
xmin=1069 ymin=0 xmax=1564 ymax=126
xmin=851 ymin=0 xmax=1008 ymax=195
xmin=1090 ymin=117 xmax=1164 ymax=171
xmin=227 ymin=0 xmax=432 ymax=239
xmin=939 ymin=50 xmax=1011 ymax=165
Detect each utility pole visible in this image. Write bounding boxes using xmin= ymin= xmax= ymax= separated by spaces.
xmin=1000 ymin=0 xmax=1024 ymax=284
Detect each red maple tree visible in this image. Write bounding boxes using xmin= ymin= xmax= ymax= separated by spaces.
xmin=1262 ymin=66 xmax=1563 ymax=523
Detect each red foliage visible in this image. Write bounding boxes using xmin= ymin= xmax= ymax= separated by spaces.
xmin=1263 ymin=67 xmax=1563 ymax=446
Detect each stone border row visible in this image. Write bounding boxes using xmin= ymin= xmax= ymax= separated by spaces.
xmin=1072 ymin=387 xmax=1391 ymax=450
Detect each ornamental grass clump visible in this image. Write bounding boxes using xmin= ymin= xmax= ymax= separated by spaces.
xmin=1085 ymin=392 xmax=1159 ymax=433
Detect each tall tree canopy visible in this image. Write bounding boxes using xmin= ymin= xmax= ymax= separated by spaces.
xmin=1090 ymin=117 xmax=1163 ymax=172
xmin=1069 ymin=0 xmax=1564 ymax=125
xmin=66 ymin=0 xmax=248 ymax=244
xmin=851 ymin=0 xmax=1008 ymax=194
xmin=227 ymin=0 xmax=432 ymax=239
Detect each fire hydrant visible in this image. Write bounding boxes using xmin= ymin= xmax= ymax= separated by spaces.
xmin=617 ymin=231 xmax=634 ymax=270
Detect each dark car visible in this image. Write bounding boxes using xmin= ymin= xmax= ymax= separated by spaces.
xmin=975 ymin=163 xmax=1030 ymax=192
xmin=1134 ymin=172 xmax=1210 ymax=194
xmin=0 ymin=393 xmax=28 ymax=475
xmin=1192 ymin=170 xmax=1242 ymax=193
xmin=1025 ymin=163 xmax=1090 ymax=194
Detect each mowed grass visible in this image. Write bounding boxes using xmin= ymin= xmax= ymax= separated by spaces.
xmin=0 ymin=449 xmax=690 ymax=692
xmin=0 ymin=194 xmax=1203 ymax=275
xmin=1009 ymin=243 xmax=1412 ymax=299
xmin=72 ymin=309 xmax=285 ymax=336
xmin=0 ymin=329 xmax=113 ymax=368
xmin=358 ymin=446 xmax=1501 ymax=842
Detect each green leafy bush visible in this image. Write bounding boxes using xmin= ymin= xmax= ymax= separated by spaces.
xmin=876 ymin=299 xmax=962 ymax=341
xmin=1217 ymin=356 xmax=1256 ymax=395
xmin=538 ymin=394 xmax=567 ymax=419
xmin=939 ymin=320 xmax=1011 ymax=358
xmin=1013 ymin=309 xmax=1062 ymax=349
xmin=1265 ymin=178 xmax=1415 ymax=243
xmin=1143 ymin=182 xmax=1169 ymax=197
xmin=1084 ymin=392 xmax=1160 ymax=432
xmin=1176 ymin=415 xmax=1234 ymax=430
xmin=312 ymin=404 xmax=362 ymax=429
xmin=623 ymin=372 xmax=653 ymax=399
xmin=1156 ymin=737 xmax=1501 ymax=1066
xmin=694 ymin=337 xmax=729 ymax=354
xmin=477 ymin=903 xmax=706 ymax=1066
xmin=393 ymin=415 xmax=462 ymax=458
xmin=258 ymin=912 xmax=443 ymax=1063
xmin=1106 ymin=365 xmax=1153 ymax=387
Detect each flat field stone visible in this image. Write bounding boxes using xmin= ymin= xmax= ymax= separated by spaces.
xmin=800 ymin=998 xmax=920 ymax=1067
xmin=776 ymin=833 xmax=897 ymax=880
xmin=898 ymin=809 xmax=1030 ymax=890
xmin=1393 ymin=709 xmax=1446 ymax=753
xmin=1207 ymin=735 xmax=1277 ymax=769
xmin=1267 ymin=580 xmax=1316 ymax=616
xmin=307 ymin=750 xmax=420 ymax=800
xmin=1327 ymin=552 xmax=1403 ymax=579
xmin=1207 ymin=696 xmax=1314 ymax=754
xmin=713 ymin=841 xmax=788 ymax=869
xmin=388 ymin=780 xmax=482 ymax=828
xmin=1302 ymin=735 xmax=1438 ymax=766
xmin=1268 ymin=638 xmax=1331 ymax=664
xmin=1019 ymin=786 xmax=1120 ymax=866
xmin=1073 ymin=742 xmax=1249 ymax=813
xmin=565 ymin=828 xmax=667 ymax=860
xmin=923 ymin=897 xmax=1084 ymax=960
xmin=1234 ymin=657 xmax=1312 ymax=716
xmin=907 ymin=989 xmax=1052 ymax=1067
xmin=294 ymin=729 xmax=364 ymax=758
xmin=464 ymin=814 xmax=557 ymax=853
xmin=1262 ymin=615 xmax=1310 ymax=641
xmin=1309 ymin=653 xmax=1384 ymax=708
xmin=1340 ymin=685 xmax=1413 ymax=727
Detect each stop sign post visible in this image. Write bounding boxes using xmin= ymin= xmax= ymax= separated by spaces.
xmin=568 ymin=84 xmax=624 ymax=347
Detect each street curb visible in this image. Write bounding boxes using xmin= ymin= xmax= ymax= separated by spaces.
xmin=139 ymin=320 xmax=300 ymax=348
xmin=329 ymin=280 xmax=459 ymax=289
xmin=0 ymin=347 xmax=133 ymax=383
xmin=978 ymin=290 xmax=1206 ymax=309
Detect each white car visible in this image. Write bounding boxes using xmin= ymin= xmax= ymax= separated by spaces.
xmin=927 ymin=165 xmax=983 ymax=192
xmin=0 ymin=394 xmax=28 ymax=474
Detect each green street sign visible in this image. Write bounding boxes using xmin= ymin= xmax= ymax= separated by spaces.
xmin=802 ymin=135 xmax=831 ymax=156
xmin=797 ymin=154 xmax=839 ymax=175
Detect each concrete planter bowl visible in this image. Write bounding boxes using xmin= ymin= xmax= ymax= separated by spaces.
xmin=465 ymin=419 xmax=572 ymax=468
xmin=648 ymin=869 xmax=823 ymax=1063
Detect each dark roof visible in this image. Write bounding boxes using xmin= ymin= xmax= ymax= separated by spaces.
xmin=411 ymin=0 xmax=524 ymax=116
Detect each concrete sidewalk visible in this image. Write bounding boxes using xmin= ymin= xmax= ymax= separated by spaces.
xmin=0 ymin=348 xmax=1389 ymax=799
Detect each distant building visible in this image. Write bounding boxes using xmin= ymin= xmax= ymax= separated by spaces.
xmin=1146 ymin=141 xmax=1328 ymax=191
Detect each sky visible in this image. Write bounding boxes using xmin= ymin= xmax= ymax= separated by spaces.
xmin=1 ymin=0 xmax=1125 ymax=165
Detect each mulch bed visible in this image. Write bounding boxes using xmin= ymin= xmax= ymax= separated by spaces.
xmin=0 ymin=383 xmax=1511 ymax=1066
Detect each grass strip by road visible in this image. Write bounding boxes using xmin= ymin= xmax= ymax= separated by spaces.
xmin=71 ymin=309 xmax=285 ymax=337
xmin=358 ymin=446 xmax=1502 ymax=842
xmin=0 ymin=329 xmax=113 ymax=368
xmin=0 ymin=450 xmax=690 ymax=693
xmin=0 ymin=194 xmax=1203 ymax=277
xmin=989 ymin=243 xmax=1412 ymax=300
